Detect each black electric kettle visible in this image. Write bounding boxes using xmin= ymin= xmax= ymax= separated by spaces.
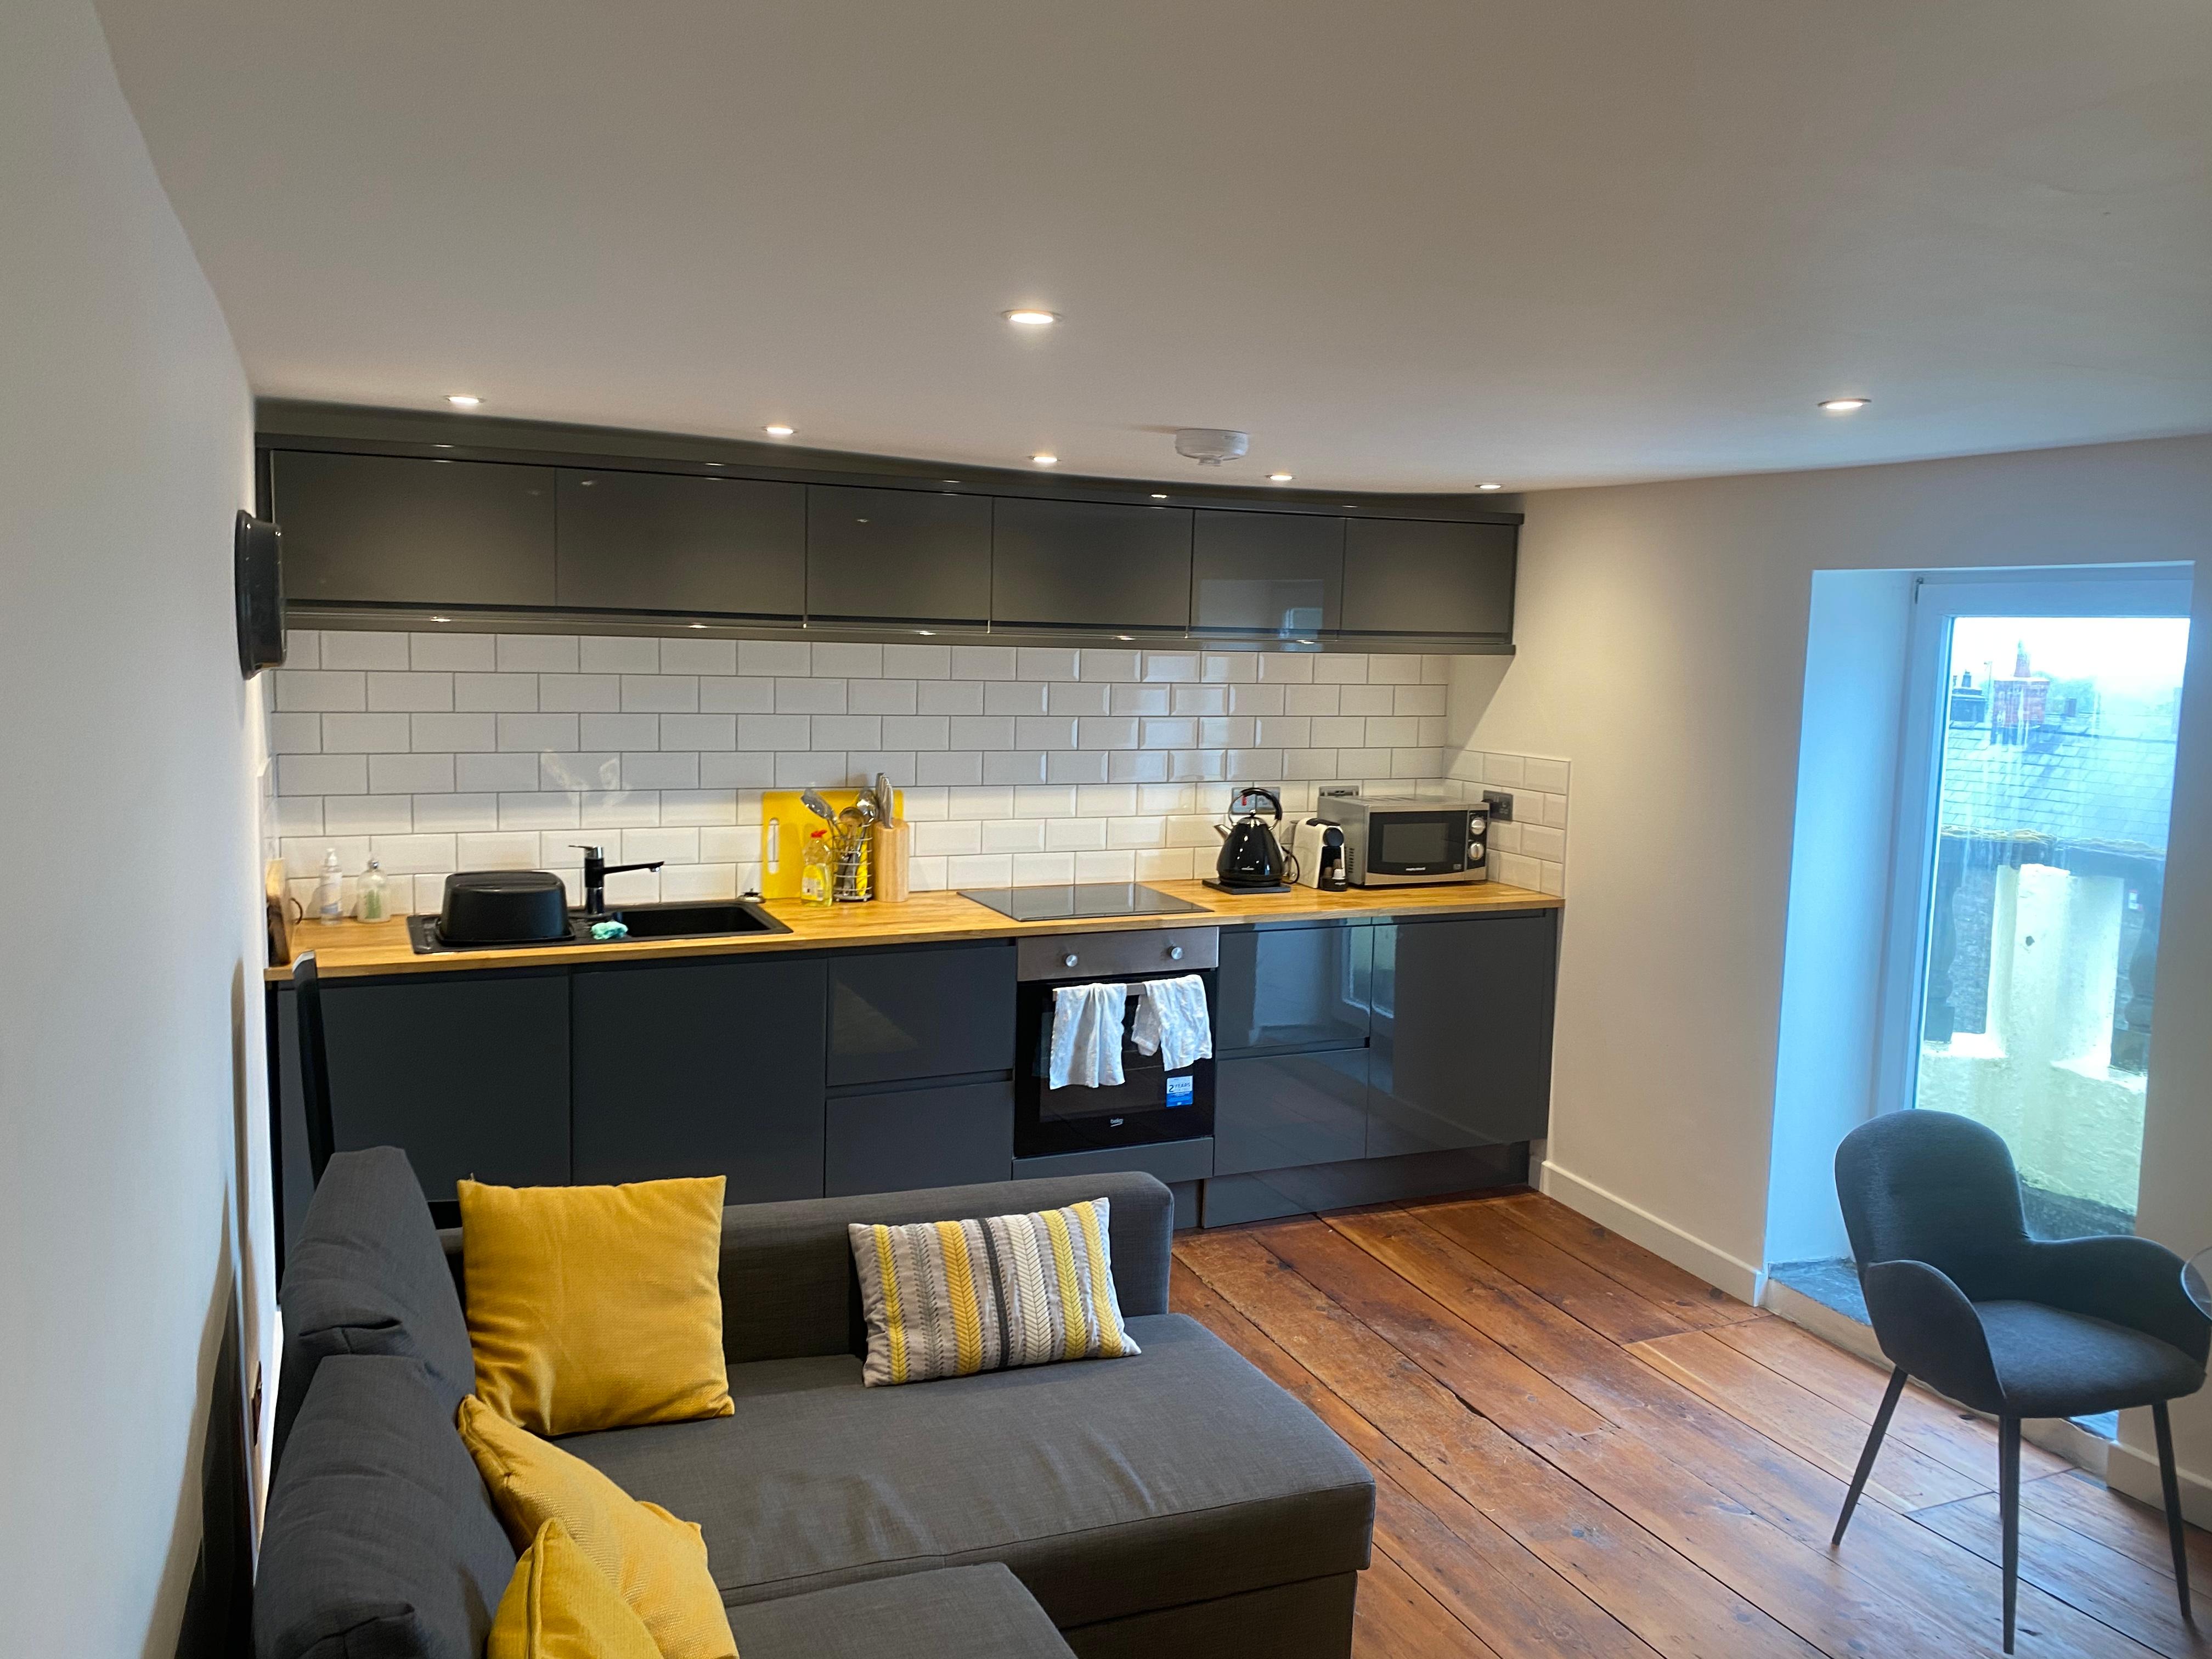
xmin=1212 ymin=787 xmax=1290 ymax=890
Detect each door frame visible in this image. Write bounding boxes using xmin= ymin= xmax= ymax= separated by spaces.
xmin=1870 ymin=566 xmax=2193 ymax=1120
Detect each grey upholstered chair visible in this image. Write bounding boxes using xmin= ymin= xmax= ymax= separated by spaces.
xmin=1832 ymin=1110 xmax=2207 ymax=1651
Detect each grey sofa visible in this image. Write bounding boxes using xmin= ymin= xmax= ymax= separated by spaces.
xmin=258 ymin=1148 xmax=1374 ymax=1659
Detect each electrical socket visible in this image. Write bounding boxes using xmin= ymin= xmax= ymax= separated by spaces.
xmin=1319 ymin=786 xmax=1360 ymax=799
xmin=1481 ymin=789 xmax=1514 ymax=822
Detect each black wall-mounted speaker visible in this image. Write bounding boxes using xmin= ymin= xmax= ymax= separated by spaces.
xmin=235 ymin=510 xmax=286 ymax=679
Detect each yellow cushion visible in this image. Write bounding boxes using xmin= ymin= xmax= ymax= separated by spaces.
xmin=459 ymin=1175 xmax=733 ymax=1435
xmin=489 ymin=1519 xmax=664 ymax=1659
xmin=459 ymin=1395 xmax=738 ymax=1659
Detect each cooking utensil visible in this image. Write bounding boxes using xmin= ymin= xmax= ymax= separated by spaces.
xmin=437 ymin=870 xmax=571 ymax=944
xmin=800 ymin=789 xmax=836 ymax=824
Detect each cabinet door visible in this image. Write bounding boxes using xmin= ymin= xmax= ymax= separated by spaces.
xmin=806 ymin=486 xmax=992 ymax=623
xmin=270 ymin=450 xmax=556 ymax=607
xmin=320 ymin=971 xmax=570 ymax=1203
xmin=1215 ymin=1050 xmax=1369 ymax=1176
xmin=991 ymin=498 xmax=1193 ymax=630
xmin=1367 ymin=912 xmax=1556 ymax=1156
xmin=556 ymin=469 xmax=804 ymax=616
xmin=1341 ymin=519 xmax=1515 ymax=639
xmin=825 ymin=1081 xmax=1014 ymax=1197
xmin=1215 ymin=922 xmax=1372 ymax=1057
xmin=827 ymin=942 xmax=1015 ymax=1087
xmin=1190 ymin=511 xmax=1344 ymax=638
xmin=572 ymin=957 xmax=828 ymax=1202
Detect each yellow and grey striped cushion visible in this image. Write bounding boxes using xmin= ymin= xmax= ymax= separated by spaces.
xmin=848 ymin=1198 xmax=1140 ymax=1386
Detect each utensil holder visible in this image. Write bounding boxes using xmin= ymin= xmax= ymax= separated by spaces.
xmin=831 ymin=823 xmax=871 ymax=901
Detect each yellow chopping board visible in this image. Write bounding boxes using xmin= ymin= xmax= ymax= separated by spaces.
xmin=759 ymin=788 xmax=905 ymax=899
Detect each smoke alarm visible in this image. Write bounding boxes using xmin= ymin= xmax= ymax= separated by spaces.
xmin=1174 ymin=428 xmax=1250 ymax=465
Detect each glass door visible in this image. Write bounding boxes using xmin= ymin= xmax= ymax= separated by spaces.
xmin=1885 ymin=574 xmax=2191 ymax=1237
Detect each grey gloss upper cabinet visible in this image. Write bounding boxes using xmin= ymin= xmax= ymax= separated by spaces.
xmin=557 ymin=470 xmax=804 ymax=617
xmin=1367 ymin=912 xmax=1556 ymax=1158
xmin=1190 ymin=511 xmax=1344 ymax=639
xmin=571 ymin=957 xmax=828 ymax=1203
xmin=1340 ymin=518 xmax=1515 ymax=641
xmin=271 ymin=450 xmax=557 ymax=607
xmin=806 ymin=487 xmax=992 ymax=624
xmin=991 ymin=498 xmax=1193 ymax=631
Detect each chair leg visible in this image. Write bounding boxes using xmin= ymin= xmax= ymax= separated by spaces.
xmin=2154 ymin=1401 xmax=2193 ymax=1624
xmin=2001 ymin=1415 xmax=2021 ymax=1655
xmin=1832 ymin=1366 xmax=1908 ymax=1546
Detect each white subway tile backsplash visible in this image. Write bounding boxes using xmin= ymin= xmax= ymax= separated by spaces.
xmin=1336 ymin=684 xmax=1391 ymax=717
xmin=283 ymin=631 xmax=320 ymax=669
xmin=1172 ymin=685 xmax=1227 ymax=716
xmin=775 ymin=677 xmax=845 ymax=714
xmin=410 ymin=713 xmax=498 ymax=752
xmin=658 ymin=789 xmax=738 ymax=826
xmin=276 ymin=670 xmax=366 ymax=712
xmin=1199 ymin=717 xmax=1255 ymax=749
xmin=809 ymin=714 xmax=881 ymax=749
xmin=325 ymin=795 xmax=413 ymax=835
xmin=499 ymin=793 xmax=581 ymax=830
xmin=370 ymin=752 xmax=455 ymax=794
xmin=368 ymin=832 xmax=457 ymax=873
xmin=1485 ymin=753 xmax=1527 ymax=787
xmin=1203 ymin=653 xmax=1259 ymax=684
xmin=622 ymin=675 xmax=699 ymax=713
xmin=539 ymin=674 xmax=621 ymax=713
xmin=699 ymin=825 xmax=751 ymax=863
xmin=915 ymin=820 xmax=981 ymax=856
xmin=623 ymin=826 xmax=699 ymax=864
xmin=810 ymin=642 xmax=883 ymax=678
xmin=580 ymin=635 xmax=659 ymax=673
xmin=981 ymin=819 xmax=1045 ymax=853
xmin=1228 ymin=682 xmax=1285 ymax=716
xmin=366 ymin=672 xmax=453 ymax=712
xmin=1074 ymin=849 xmax=1136 ymax=882
xmin=662 ymin=864 xmax=739 ymax=901
xmin=1048 ymin=751 xmax=1110 ymax=785
xmin=542 ymin=752 xmax=621 ymax=790
xmin=913 ymin=752 xmax=983 ymax=786
xmin=457 ymin=752 xmax=540 ymax=793
xmin=457 ymin=831 xmax=541 ymax=867
xmin=877 ymin=715 xmax=947 ymax=751
xmin=320 ymin=712 xmax=413 ymax=753
xmin=1312 ymin=654 xmax=1367 ymax=684
xmin=274 ymin=797 xmax=323 ymax=837
xmin=1141 ymin=718 xmax=1195 ymax=749
xmin=320 ymin=630 xmax=411 ymax=670
xmin=1011 ymin=852 xmax=1076 ymax=884
xmin=985 ymin=752 xmax=1049 ymax=786
xmin=1078 ymin=717 xmax=1139 ymax=750
xmin=917 ymin=680 xmax=985 ymax=715
xmin=775 ymin=752 xmax=848 ymax=787
xmin=653 ymin=713 xmax=731 ymax=752
xmin=496 ymin=713 xmax=578 ymax=753
xmin=1284 ymin=684 xmax=1340 ymax=716
xmin=1015 ymin=716 xmax=1077 ymax=751
xmin=1365 ymin=716 xmax=1419 ymax=747
xmin=1519 ymin=823 xmax=1567 ymax=861
xmin=1079 ymin=649 xmax=1139 ymax=681
xmin=1047 ymin=816 xmax=1108 ymax=850
xmin=1047 ymin=681 xmax=1111 ymax=716
xmin=279 ymin=754 xmax=368 ymax=794
xmin=739 ymin=640 xmax=810 ymax=677
xmin=1111 ymin=683 xmax=1170 ymax=716
xmin=496 ymin=634 xmax=579 ymax=672
xmin=952 ymin=645 xmax=1017 ymax=680
xmin=1143 ymin=652 xmax=1200 ymax=683
xmin=1367 ymin=654 xmax=1420 ymax=685
xmin=1310 ymin=716 xmax=1365 ymax=747
xmin=1109 ymin=750 xmax=1171 ymax=783
xmin=413 ymin=793 xmax=499 ymax=833
xmin=699 ymin=676 xmax=775 ymax=714
xmin=1395 ymin=684 xmax=1447 ymax=718
xmin=699 ymin=752 xmax=776 ymax=788
xmin=270 ymin=712 xmax=323 ymax=754
xmin=454 ymin=673 xmax=539 ymax=712
xmin=985 ymin=680 xmax=1048 ymax=716
xmin=623 ymin=751 xmax=699 ymax=789
xmin=882 ymin=643 xmax=951 ymax=679
xmin=656 ymin=636 xmax=738 ymax=674
xmin=740 ymin=714 xmax=812 ymax=751
xmin=1017 ymin=647 xmax=1079 ymax=681
xmin=1522 ymin=756 xmax=1572 ymax=793
xmin=582 ymin=713 xmax=661 ymax=751
xmin=1258 ymin=653 xmax=1315 ymax=683
xmin=849 ymin=679 xmax=918 ymax=715
xmin=945 ymin=853 xmax=1015 ymax=887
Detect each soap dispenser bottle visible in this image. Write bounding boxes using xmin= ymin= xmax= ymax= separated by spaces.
xmin=315 ymin=848 xmax=344 ymax=922
xmin=357 ymin=857 xmax=389 ymax=922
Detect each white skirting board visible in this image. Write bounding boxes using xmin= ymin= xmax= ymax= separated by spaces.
xmin=1534 ymin=1158 xmax=1768 ymax=1305
xmin=2107 ymin=1426 xmax=2212 ymax=1529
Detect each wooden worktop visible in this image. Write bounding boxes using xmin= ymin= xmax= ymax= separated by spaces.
xmin=267 ymin=877 xmax=1561 ymax=982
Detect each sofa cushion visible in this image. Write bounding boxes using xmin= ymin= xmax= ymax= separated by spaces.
xmin=557 ymin=1313 xmax=1375 ymax=1630
xmin=255 ymin=1356 xmax=515 ymax=1659
xmin=276 ymin=1147 xmax=476 ymax=1466
xmin=727 ymin=1565 xmax=1072 ymax=1658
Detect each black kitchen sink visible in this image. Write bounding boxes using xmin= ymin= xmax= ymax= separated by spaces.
xmin=603 ymin=899 xmax=791 ymax=940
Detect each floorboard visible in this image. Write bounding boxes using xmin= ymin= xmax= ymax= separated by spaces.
xmin=1169 ymin=1189 xmax=2198 ymax=1659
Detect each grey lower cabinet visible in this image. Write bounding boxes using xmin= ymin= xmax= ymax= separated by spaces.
xmin=1190 ymin=510 xmax=1344 ymax=639
xmin=1215 ymin=922 xmax=1372 ymax=1056
xmin=1214 ymin=1050 xmax=1370 ymax=1177
xmin=826 ymin=941 xmax=1015 ymax=1088
xmin=1367 ymin=911 xmax=1558 ymax=1156
xmin=806 ymin=486 xmax=992 ymax=624
xmin=319 ymin=970 xmax=571 ymax=1203
xmin=270 ymin=450 xmax=558 ymax=608
xmin=990 ymin=498 xmax=1194 ymax=630
xmin=825 ymin=1082 xmax=1015 ymax=1197
xmin=571 ymin=957 xmax=829 ymax=1202
xmin=1340 ymin=518 xmax=1516 ymax=641
xmin=556 ymin=469 xmax=804 ymax=617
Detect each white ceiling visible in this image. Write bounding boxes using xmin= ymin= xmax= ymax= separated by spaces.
xmin=95 ymin=1 xmax=2212 ymax=492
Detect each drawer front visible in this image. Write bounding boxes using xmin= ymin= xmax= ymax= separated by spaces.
xmin=1215 ymin=922 xmax=1372 ymax=1057
xmin=1214 ymin=1049 xmax=1369 ymax=1176
xmin=825 ymin=1082 xmax=1015 ymax=1197
xmin=828 ymin=943 xmax=1015 ymax=1087
xmin=1015 ymin=927 xmax=1218 ymax=981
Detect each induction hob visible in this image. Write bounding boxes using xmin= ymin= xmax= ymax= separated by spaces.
xmin=957 ymin=883 xmax=1211 ymax=922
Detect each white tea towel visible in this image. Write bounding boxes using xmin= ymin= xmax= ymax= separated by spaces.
xmin=1049 ymin=981 xmax=1128 ymax=1089
xmin=1132 ymin=974 xmax=1213 ymax=1073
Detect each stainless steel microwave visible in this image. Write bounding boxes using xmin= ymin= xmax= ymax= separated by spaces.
xmin=1316 ymin=796 xmax=1488 ymax=887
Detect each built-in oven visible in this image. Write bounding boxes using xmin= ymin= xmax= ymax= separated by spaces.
xmin=1317 ymin=795 xmax=1489 ymax=887
xmin=1014 ymin=927 xmax=1219 ymax=1158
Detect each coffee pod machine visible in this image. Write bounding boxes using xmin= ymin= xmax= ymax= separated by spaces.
xmin=1288 ymin=817 xmax=1348 ymax=891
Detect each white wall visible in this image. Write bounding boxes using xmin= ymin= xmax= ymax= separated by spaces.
xmin=1452 ymin=434 xmax=2212 ymax=1496
xmin=0 ymin=1 xmax=264 ymax=1651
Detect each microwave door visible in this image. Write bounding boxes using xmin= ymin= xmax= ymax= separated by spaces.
xmin=1373 ymin=813 xmax=1462 ymax=876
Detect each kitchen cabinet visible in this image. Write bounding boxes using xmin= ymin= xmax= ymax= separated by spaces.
xmin=318 ymin=970 xmax=570 ymax=1204
xmin=270 ymin=450 xmax=557 ymax=608
xmin=556 ymin=469 xmax=804 ymax=617
xmin=1340 ymin=518 xmax=1515 ymax=640
xmin=827 ymin=942 xmax=1015 ymax=1087
xmin=806 ymin=486 xmax=992 ymax=624
xmin=1215 ymin=922 xmax=1372 ymax=1057
xmin=1190 ymin=511 xmax=1344 ymax=638
xmin=571 ymin=957 xmax=828 ymax=1202
xmin=990 ymin=498 xmax=1194 ymax=631
xmin=1367 ymin=911 xmax=1556 ymax=1156
xmin=825 ymin=1081 xmax=1015 ymax=1197
xmin=1214 ymin=1050 xmax=1369 ymax=1177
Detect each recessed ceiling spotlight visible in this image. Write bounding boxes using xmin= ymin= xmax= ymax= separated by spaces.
xmin=917 ymin=629 xmax=937 ymax=637
xmin=1031 ymin=453 xmax=1059 ymax=466
xmin=1268 ymin=472 xmax=1294 ymax=483
xmin=445 ymin=394 xmax=482 ymax=408
xmin=689 ymin=622 xmax=707 ymax=629
xmin=1818 ymin=397 xmax=1871 ymax=413
xmin=1477 ymin=482 xmax=1504 ymax=491
xmin=430 ymin=615 xmax=452 ymax=624
xmin=1150 ymin=493 xmax=1169 ymax=499
xmin=1003 ymin=309 xmax=1059 ymax=326
xmin=1116 ymin=635 xmax=1135 ymax=642
xmin=764 ymin=424 xmax=795 ymax=437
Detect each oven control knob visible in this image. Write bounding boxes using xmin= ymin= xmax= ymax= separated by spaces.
xmin=1063 ymin=953 xmax=1079 ymax=968
xmin=1167 ymin=945 xmax=1184 ymax=961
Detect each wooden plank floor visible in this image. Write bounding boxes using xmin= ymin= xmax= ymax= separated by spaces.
xmin=1171 ymin=1189 xmax=2210 ymax=1659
